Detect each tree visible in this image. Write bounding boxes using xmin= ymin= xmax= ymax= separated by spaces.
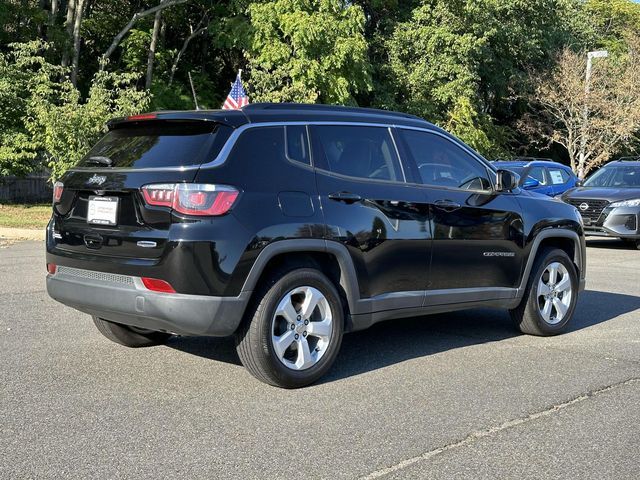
xmin=524 ymin=44 xmax=640 ymax=178
xmin=145 ymin=4 xmax=163 ymax=89
xmin=70 ymin=0 xmax=86 ymax=85
xmin=0 ymin=41 xmax=150 ymax=180
xmin=100 ymin=0 xmax=189 ymax=67
xmin=245 ymin=0 xmax=372 ymax=104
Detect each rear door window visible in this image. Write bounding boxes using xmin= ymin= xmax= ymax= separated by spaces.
xmin=548 ymin=168 xmax=569 ymax=185
xmin=78 ymin=121 xmax=228 ymax=169
xmin=311 ymin=125 xmax=403 ymax=182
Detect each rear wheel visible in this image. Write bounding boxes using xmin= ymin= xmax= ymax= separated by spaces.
xmin=92 ymin=317 xmax=173 ymax=347
xmin=235 ymin=268 xmax=344 ymax=388
xmin=510 ymin=248 xmax=578 ymax=336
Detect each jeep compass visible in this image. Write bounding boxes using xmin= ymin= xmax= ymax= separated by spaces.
xmin=46 ymin=103 xmax=586 ymax=388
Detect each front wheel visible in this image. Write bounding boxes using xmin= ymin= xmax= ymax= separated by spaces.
xmin=92 ymin=317 xmax=173 ymax=347
xmin=510 ymin=248 xmax=579 ymax=336
xmin=235 ymin=268 xmax=344 ymax=388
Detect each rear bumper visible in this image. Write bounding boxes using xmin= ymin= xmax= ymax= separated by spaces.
xmin=46 ymin=266 xmax=250 ymax=336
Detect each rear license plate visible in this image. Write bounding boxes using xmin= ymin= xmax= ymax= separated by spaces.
xmin=87 ymin=196 xmax=119 ymax=226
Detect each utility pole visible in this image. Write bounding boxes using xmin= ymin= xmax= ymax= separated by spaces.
xmin=578 ymin=50 xmax=608 ymax=179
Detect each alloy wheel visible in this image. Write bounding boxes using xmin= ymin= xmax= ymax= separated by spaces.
xmin=271 ymin=286 xmax=333 ymax=371
xmin=537 ymin=262 xmax=573 ymax=325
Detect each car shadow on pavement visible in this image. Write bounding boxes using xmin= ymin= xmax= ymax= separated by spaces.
xmin=166 ymin=289 xmax=640 ymax=383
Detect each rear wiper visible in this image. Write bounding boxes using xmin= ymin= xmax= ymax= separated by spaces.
xmin=86 ymin=156 xmax=113 ymax=166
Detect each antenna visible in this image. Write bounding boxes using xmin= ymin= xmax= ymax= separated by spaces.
xmin=188 ymin=71 xmax=200 ymax=110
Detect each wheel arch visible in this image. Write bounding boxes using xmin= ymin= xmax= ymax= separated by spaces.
xmin=518 ymin=228 xmax=585 ymax=297
xmin=240 ymin=240 xmax=361 ymax=320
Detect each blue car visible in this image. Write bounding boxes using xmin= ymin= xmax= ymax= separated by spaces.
xmin=492 ymin=159 xmax=578 ymax=196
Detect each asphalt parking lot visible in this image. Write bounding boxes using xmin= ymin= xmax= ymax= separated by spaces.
xmin=1 ymin=239 xmax=639 ymax=479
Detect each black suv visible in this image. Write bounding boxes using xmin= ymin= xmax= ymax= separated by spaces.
xmin=46 ymin=104 xmax=586 ymax=388
xmin=561 ymin=159 xmax=640 ymax=249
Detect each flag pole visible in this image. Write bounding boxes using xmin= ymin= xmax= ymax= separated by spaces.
xmin=188 ymin=71 xmax=200 ymax=110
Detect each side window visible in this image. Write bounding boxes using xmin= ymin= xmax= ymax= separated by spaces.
xmin=398 ymin=129 xmax=491 ymax=190
xmin=311 ymin=125 xmax=403 ymax=182
xmin=548 ymin=168 xmax=568 ymax=185
xmin=528 ymin=166 xmax=547 ymax=185
xmin=228 ymin=126 xmax=286 ymax=165
xmin=285 ymin=125 xmax=310 ymax=165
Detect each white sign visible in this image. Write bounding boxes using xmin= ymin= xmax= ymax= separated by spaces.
xmin=87 ymin=196 xmax=118 ymax=225
xmin=549 ymin=170 xmax=565 ymax=185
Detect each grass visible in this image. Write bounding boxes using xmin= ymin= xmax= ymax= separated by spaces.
xmin=0 ymin=204 xmax=51 ymax=229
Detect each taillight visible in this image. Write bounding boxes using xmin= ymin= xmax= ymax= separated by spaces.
xmin=53 ymin=181 xmax=64 ymax=203
xmin=141 ymin=184 xmax=239 ymax=216
xmin=141 ymin=183 xmax=175 ymax=208
xmin=127 ymin=113 xmax=157 ymax=121
xmin=141 ymin=277 xmax=176 ymax=293
xmin=46 ymin=263 xmax=57 ymax=275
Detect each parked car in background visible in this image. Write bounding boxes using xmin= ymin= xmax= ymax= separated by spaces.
xmin=46 ymin=104 xmax=586 ymax=388
xmin=561 ymin=158 xmax=640 ymax=249
xmin=493 ymin=158 xmax=578 ymax=196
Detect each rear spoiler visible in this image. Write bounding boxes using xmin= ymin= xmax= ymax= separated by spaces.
xmin=106 ymin=110 xmax=248 ymax=130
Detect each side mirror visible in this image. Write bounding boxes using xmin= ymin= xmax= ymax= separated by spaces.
xmin=522 ymin=177 xmax=540 ymax=189
xmin=575 ymin=179 xmax=584 ymax=187
xmin=496 ymin=169 xmax=520 ymax=192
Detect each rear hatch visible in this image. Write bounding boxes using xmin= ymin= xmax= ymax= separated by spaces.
xmin=51 ymin=117 xmax=233 ymax=259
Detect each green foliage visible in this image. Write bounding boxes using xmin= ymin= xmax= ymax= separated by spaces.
xmin=384 ymin=0 xmax=582 ymax=156
xmin=0 ymin=41 xmax=61 ymax=177
xmin=27 ymin=69 xmax=151 ymax=180
xmin=581 ymin=0 xmax=640 ymax=55
xmin=387 ymin=1 xmax=487 ymax=119
xmin=1 ymin=0 xmax=639 ymax=178
xmin=0 ymin=41 xmax=150 ymax=180
xmin=445 ymin=98 xmax=510 ymax=158
xmin=245 ymin=0 xmax=372 ymax=104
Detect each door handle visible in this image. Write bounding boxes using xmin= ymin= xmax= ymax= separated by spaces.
xmin=328 ymin=191 xmax=362 ymax=204
xmin=434 ymin=199 xmax=462 ymax=211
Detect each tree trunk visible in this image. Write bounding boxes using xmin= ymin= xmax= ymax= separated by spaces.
xmin=38 ymin=0 xmax=46 ymax=38
xmin=50 ymin=0 xmax=59 ymax=25
xmin=61 ymin=0 xmax=76 ymax=67
xmin=70 ymin=0 xmax=86 ymax=86
xmin=100 ymin=0 xmax=188 ymax=69
xmin=145 ymin=7 xmax=163 ymax=90
xmin=169 ymin=25 xmax=207 ymax=85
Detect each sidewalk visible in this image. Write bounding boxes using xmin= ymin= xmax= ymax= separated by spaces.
xmin=0 ymin=227 xmax=45 ymax=242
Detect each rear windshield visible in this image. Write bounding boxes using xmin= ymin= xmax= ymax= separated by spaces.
xmin=78 ymin=121 xmax=226 ymax=169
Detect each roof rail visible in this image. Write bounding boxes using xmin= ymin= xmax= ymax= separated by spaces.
xmin=242 ymin=102 xmax=423 ymax=121
xmin=616 ymin=156 xmax=640 ymax=161
xmin=514 ymin=157 xmax=557 ymax=163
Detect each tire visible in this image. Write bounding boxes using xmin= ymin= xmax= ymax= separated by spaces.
xmin=510 ymin=248 xmax=579 ymax=336
xmin=92 ymin=317 xmax=173 ymax=347
xmin=235 ymin=268 xmax=344 ymax=388
xmin=636 ymin=240 xmax=640 ymax=251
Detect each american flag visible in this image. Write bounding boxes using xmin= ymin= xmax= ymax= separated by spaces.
xmin=222 ymin=73 xmax=249 ymax=110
